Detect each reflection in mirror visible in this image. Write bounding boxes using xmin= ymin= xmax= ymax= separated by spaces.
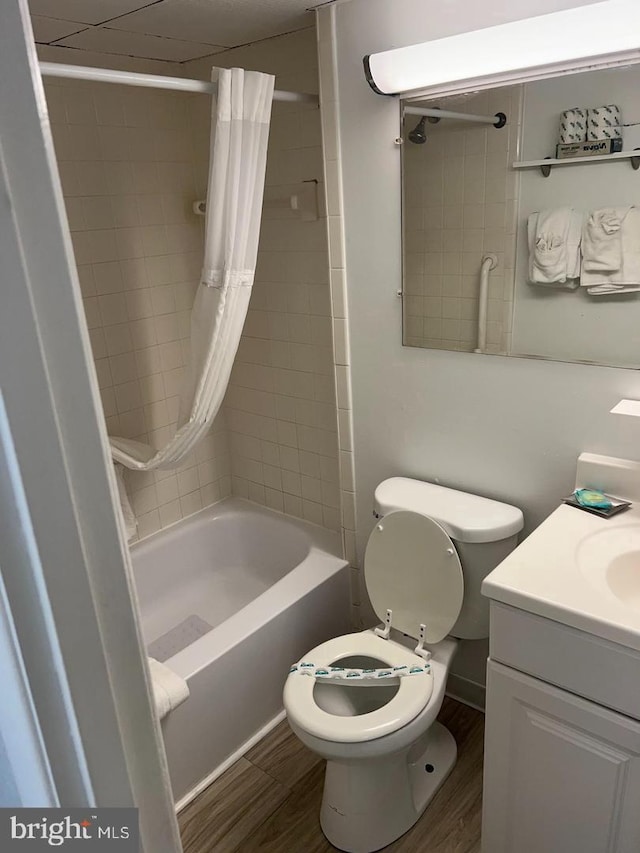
xmin=402 ymin=87 xmax=519 ymax=355
xmin=401 ymin=65 xmax=640 ymax=368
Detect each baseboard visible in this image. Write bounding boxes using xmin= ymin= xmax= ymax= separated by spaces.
xmin=446 ymin=673 xmax=486 ymax=712
xmin=175 ymin=679 xmax=484 ymax=814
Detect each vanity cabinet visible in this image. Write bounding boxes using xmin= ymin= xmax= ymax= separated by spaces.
xmin=482 ymin=604 xmax=640 ymax=853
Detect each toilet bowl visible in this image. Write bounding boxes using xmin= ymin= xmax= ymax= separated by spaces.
xmin=284 ymin=477 xmax=523 ymax=853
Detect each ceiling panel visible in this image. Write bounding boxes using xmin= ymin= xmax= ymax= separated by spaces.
xmin=108 ymin=0 xmax=313 ymax=47
xmin=57 ymin=26 xmax=225 ymax=62
xmin=31 ymin=15 xmax=88 ymax=43
xmin=27 ymin=0 xmax=151 ymax=26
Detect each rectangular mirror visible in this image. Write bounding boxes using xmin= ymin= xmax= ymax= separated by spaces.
xmin=401 ymin=64 xmax=640 ymax=368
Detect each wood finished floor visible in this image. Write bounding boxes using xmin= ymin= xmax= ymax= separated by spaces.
xmin=178 ymin=697 xmax=484 ymax=853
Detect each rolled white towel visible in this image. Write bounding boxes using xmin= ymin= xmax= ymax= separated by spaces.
xmin=148 ymin=657 xmax=190 ymax=720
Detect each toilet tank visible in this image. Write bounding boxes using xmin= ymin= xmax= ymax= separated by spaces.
xmin=374 ymin=477 xmax=523 ymax=639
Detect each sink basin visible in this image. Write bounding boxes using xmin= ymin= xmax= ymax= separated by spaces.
xmin=577 ymin=524 xmax=640 ymax=612
xmin=483 ymin=453 xmax=640 ymax=651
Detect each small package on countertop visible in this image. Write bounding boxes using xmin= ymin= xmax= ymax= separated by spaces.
xmin=562 ymin=489 xmax=631 ymax=518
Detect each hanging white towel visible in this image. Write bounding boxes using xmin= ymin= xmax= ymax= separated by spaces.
xmin=581 ymin=207 xmax=630 ymax=273
xmin=582 ymin=207 xmax=640 ymax=295
xmin=148 ymin=657 xmax=190 ymax=720
xmin=528 ymin=208 xmax=582 ymax=288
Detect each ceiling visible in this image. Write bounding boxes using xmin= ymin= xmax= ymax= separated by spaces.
xmin=29 ymin=0 xmax=316 ymax=63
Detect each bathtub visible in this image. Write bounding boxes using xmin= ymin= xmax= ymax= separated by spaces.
xmin=131 ymin=497 xmax=350 ymax=807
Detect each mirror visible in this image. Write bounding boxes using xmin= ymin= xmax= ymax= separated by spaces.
xmin=401 ymin=65 xmax=640 ymax=368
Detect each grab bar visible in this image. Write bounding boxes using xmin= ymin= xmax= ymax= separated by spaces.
xmin=474 ymin=254 xmax=498 ymax=354
xmin=193 ymin=180 xmax=319 ymax=221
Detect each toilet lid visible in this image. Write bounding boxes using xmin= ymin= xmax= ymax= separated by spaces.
xmin=364 ymin=510 xmax=464 ymax=644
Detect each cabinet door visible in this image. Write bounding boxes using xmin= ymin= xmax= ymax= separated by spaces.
xmin=482 ymin=660 xmax=640 ymax=853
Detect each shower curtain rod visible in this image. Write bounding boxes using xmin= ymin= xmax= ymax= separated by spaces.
xmin=38 ymin=61 xmax=319 ymax=105
xmin=404 ymin=104 xmax=504 ymax=126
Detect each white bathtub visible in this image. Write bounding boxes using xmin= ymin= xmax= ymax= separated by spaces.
xmin=131 ymin=497 xmax=350 ymax=807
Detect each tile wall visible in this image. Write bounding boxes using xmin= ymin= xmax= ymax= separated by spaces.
xmin=403 ymin=87 xmax=523 ymax=354
xmin=44 ymin=76 xmax=231 ymax=541
xmin=46 ymin=26 xmax=342 ymax=540
xmin=185 ymin=28 xmax=341 ymax=533
xmin=315 ymin=9 xmax=360 ymax=621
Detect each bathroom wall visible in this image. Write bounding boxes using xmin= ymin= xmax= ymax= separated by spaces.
xmin=45 ymin=73 xmax=231 ymax=537
xmin=43 ymin=26 xmax=339 ymax=539
xmin=43 ymin=69 xmax=231 ymax=541
xmin=512 ymin=66 xmax=640 ymax=366
xmin=185 ymin=28 xmax=341 ymax=533
xmin=403 ymin=86 xmax=522 ymax=354
xmin=322 ymin=0 xmax=640 ymax=700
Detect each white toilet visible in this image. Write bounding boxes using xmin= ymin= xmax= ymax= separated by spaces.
xmin=284 ymin=477 xmax=523 ymax=853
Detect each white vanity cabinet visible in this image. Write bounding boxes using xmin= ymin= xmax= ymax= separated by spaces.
xmin=482 ymin=603 xmax=640 ymax=853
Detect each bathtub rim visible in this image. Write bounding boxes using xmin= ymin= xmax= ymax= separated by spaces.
xmin=130 ymin=496 xmax=344 ymax=562
xmin=131 ymin=497 xmax=349 ymax=680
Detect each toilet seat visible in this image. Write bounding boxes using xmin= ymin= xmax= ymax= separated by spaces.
xmin=284 ymin=632 xmax=434 ymax=743
xmin=285 ymin=511 xmax=465 ymax=745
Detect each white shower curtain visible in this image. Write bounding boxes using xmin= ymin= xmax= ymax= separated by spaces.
xmin=109 ymin=67 xmax=274 ymax=475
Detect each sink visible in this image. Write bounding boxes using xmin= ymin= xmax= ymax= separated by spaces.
xmin=482 ymin=453 xmax=640 ymax=651
xmin=577 ymin=524 xmax=640 ymax=612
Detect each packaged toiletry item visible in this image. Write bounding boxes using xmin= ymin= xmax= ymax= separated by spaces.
xmin=562 ymin=489 xmax=631 ymax=518
xmin=555 ymin=138 xmax=623 ymax=159
xmin=558 ymin=107 xmax=587 ymax=144
xmin=574 ymin=489 xmax=612 ymax=509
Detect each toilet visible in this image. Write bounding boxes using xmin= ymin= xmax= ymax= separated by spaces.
xmin=284 ymin=477 xmax=523 ymax=853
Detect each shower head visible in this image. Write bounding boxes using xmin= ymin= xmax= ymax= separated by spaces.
xmin=408 ymin=115 xmax=427 ymax=144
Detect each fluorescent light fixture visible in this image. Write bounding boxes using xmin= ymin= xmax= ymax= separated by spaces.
xmin=364 ymin=0 xmax=640 ymax=96
xmin=610 ymin=399 xmax=640 ymax=417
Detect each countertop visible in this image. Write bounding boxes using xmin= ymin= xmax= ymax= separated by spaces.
xmin=482 ymin=501 xmax=640 ymax=652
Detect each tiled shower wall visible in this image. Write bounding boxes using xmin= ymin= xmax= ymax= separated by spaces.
xmin=45 ymin=75 xmax=231 ymax=541
xmin=315 ymin=9 xmax=360 ymax=619
xmin=186 ymin=28 xmax=341 ymax=532
xmin=46 ymin=26 xmax=340 ymax=539
xmin=403 ymin=86 xmax=522 ymax=354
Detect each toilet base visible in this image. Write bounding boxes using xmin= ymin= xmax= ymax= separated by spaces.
xmin=319 ymin=721 xmax=457 ymax=853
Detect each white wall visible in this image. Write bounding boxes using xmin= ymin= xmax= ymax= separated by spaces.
xmin=512 ymin=66 xmax=640 ymax=366
xmin=332 ymin=0 xmax=640 ymax=693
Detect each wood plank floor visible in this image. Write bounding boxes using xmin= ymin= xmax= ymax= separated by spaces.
xmin=179 ymin=697 xmax=484 ymax=853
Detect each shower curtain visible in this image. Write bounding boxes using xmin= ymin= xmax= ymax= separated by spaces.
xmin=109 ymin=68 xmax=274 ymax=492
